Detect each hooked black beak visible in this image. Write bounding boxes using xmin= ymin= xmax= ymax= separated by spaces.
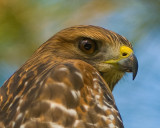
xmin=118 ymin=54 xmax=138 ymax=80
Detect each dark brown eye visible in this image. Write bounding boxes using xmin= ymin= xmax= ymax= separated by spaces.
xmin=79 ymin=38 xmax=96 ymax=54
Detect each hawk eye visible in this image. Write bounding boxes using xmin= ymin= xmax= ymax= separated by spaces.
xmin=79 ymin=38 xmax=96 ymax=54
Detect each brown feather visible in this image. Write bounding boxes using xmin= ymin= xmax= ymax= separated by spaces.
xmin=0 ymin=25 xmax=134 ymax=128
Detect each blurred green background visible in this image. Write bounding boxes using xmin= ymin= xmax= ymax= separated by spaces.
xmin=0 ymin=0 xmax=160 ymax=127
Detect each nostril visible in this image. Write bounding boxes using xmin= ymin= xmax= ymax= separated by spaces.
xmin=120 ymin=46 xmax=133 ymax=57
xmin=122 ymin=52 xmax=128 ymax=56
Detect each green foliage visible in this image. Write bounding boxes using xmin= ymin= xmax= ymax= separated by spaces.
xmin=0 ymin=0 xmax=159 ymax=65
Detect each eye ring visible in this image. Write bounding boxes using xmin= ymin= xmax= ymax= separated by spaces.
xmin=79 ymin=38 xmax=97 ymax=54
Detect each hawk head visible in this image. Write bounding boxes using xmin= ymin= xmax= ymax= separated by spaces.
xmin=34 ymin=25 xmax=138 ymax=91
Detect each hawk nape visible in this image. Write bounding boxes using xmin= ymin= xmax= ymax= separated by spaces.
xmin=0 ymin=25 xmax=138 ymax=128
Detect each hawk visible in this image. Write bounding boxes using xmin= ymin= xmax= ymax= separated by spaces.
xmin=0 ymin=25 xmax=138 ymax=128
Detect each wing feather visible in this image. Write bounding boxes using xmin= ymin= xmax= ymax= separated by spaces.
xmin=0 ymin=60 xmax=123 ymax=128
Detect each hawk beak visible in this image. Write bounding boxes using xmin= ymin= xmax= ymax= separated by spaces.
xmin=104 ymin=46 xmax=138 ymax=80
xmin=117 ymin=54 xmax=138 ymax=80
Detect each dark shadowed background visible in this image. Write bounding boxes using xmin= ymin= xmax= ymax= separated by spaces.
xmin=0 ymin=0 xmax=160 ymax=127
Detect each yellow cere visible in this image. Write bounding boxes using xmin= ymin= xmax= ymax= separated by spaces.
xmin=104 ymin=46 xmax=133 ymax=64
xmin=120 ymin=46 xmax=133 ymax=58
